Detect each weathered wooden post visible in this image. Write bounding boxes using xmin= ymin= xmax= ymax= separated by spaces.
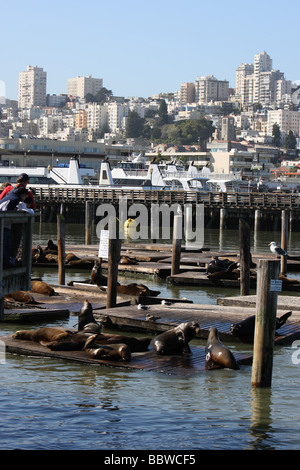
xmin=251 ymin=259 xmax=280 ymax=388
xmin=106 ymin=220 xmax=121 ymax=309
xmin=171 ymin=214 xmax=182 ymax=276
xmin=239 ymin=218 xmax=251 ymax=296
xmin=57 ymin=214 xmax=65 ymax=285
xmin=85 ymin=201 xmax=93 ymax=245
xmin=280 ymin=210 xmax=288 ymax=275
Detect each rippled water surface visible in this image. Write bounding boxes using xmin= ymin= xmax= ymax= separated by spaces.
xmin=1 ymin=225 xmax=299 ymax=450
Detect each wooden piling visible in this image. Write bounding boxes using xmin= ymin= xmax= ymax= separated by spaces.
xmin=57 ymin=214 xmax=65 ymax=285
xmin=85 ymin=201 xmax=93 ymax=245
xmin=239 ymin=219 xmax=251 ymax=296
xmin=171 ymin=214 xmax=182 ymax=276
xmin=280 ymin=210 xmax=288 ymax=275
xmin=251 ymin=259 xmax=280 ymax=388
xmin=106 ymin=221 xmax=122 ymax=309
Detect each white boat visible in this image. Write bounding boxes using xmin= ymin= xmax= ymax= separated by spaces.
xmin=0 ymin=157 xmax=96 ymax=186
xmin=99 ymin=155 xmax=211 ymax=191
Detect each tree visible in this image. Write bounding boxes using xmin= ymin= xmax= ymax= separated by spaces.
xmin=284 ymin=130 xmax=297 ymax=150
xmin=272 ymin=123 xmax=281 ymax=147
xmin=158 ymin=99 xmax=168 ymax=125
xmin=125 ymin=111 xmax=145 ymax=138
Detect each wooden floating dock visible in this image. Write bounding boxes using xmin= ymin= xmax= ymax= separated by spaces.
xmin=1 ymin=334 xmax=252 ymax=376
xmin=92 ymin=302 xmax=300 ymax=346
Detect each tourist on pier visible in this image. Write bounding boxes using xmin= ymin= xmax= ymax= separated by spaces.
xmin=0 ymin=173 xmax=36 ymax=209
xmin=0 ymin=187 xmax=32 ymax=267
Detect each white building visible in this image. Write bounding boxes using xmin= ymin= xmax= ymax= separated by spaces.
xmin=267 ymin=109 xmax=300 ymax=137
xmin=87 ymin=102 xmax=108 ymax=131
xmin=236 ymin=51 xmax=292 ymax=108
xmin=18 ymin=65 xmax=47 ymax=109
xmin=106 ymin=102 xmax=130 ymax=132
xmin=67 ymin=75 xmax=103 ymax=99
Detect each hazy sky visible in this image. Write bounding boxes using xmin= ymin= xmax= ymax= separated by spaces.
xmin=1 ymin=0 xmax=299 ymax=100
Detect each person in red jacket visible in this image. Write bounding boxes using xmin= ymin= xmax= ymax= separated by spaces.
xmin=0 ymin=173 xmax=35 ymax=209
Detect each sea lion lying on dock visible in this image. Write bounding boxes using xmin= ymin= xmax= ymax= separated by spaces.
xmin=119 ymin=255 xmax=138 ymax=265
xmin=205 ymin=327 xmax=239 ymax=370
xmin=46 ymin=329 xmax=151 ymax=352
xmin=84 ymin=334 xmax=131 ymax=362
xmin=44 ymin=239 xmax=58 ymax=253
xmin=30 ymin=280 xmax=55 ymax=296
xmin=230 ymin=311 xmax=292 ymax=343
xmin=12 ymin=327 xmax=71 ymax=345
xmin=117 ymin=283 xmax=160 ymax=297
xmin=152 ymin=321 xmax=200 ymax=355
xmin=4 ymin=291 xmax=37 ymax=304
xmin=206 ymin=257 xmax=237 ymax=275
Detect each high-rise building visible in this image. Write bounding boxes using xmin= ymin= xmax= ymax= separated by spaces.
xmin=195 ymin=75 xmax=229 ymax=104
xmin=67 ymin=75 xmax=103 ymax=98
xmin=18 ymin=65 xmax=47 ymax=109
xmin=236 ymin=51 xmax=291 ymax=108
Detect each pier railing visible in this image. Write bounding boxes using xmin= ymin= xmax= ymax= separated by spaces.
xmin=32 ymin=186 xmax=300 ymax=211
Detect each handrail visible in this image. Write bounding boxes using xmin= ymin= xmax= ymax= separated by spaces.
xmin=32 ymin=186 xmax=300 ymax=210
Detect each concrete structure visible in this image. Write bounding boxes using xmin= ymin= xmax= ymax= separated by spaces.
xmin=18 ymin=65 xmax=47 ymax=109
xmin=67 ymin=75 xmax=103 ymax=99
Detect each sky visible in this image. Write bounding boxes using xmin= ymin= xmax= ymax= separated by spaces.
xmin=1 ymin=0 xmax=300 ymax=101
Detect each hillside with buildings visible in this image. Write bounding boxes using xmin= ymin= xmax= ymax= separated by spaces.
xmin=0 ymin=51 xmax=299 ymax=179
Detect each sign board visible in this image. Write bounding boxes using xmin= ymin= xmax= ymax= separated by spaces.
xmin=98 ymin=230 xmax=109 ymax=259
xmin=270 ymin=279 xmax=282 ymax=292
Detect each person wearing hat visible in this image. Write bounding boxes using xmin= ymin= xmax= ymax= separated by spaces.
xmin=0 ymin=172 xmax=35 ymax=209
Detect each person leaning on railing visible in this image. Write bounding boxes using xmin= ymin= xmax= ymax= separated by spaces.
xmin=0 ymin=187 xmax=33 ymax=268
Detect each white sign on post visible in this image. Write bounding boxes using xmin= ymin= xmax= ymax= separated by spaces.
xmin=98 ymin=230 xmax=109 ymax=259
xmin=270 ymin=279 xmax=282 ymax=292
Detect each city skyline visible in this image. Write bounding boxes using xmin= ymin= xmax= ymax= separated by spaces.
xmin=1 ymin=0 xmax=300 ymax=101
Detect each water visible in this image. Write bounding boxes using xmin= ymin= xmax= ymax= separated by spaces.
xmin=1 ymin=224 xmax=300 ymax=450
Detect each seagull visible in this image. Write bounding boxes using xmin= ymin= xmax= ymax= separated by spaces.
xmin=137 ymin=304 xmax=149 ymax=310
xmin=269 ymin=241 xmax=288 ymax=257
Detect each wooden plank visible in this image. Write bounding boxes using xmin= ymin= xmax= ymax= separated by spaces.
xmin=1 ymin=335 xmax=252 ymax=375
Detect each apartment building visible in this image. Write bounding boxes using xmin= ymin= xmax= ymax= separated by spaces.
xmin=195 ymin=75 xmax=229 ymax=104
xmin=267 ymin=109 xmax=300 ymax=137
xmin=67 ymin=75 xmax=103 ymax=99
xmin=18 ymin=65 xmax=47 ymax=109
xmin=180 ymin=83 xmax=196 ymax=104
xmin=87 ymin=102 xmax=108 ymax=131
xmin=236 ymin=51 xmax=292 ymax=108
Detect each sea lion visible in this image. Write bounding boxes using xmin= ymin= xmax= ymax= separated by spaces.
xmin=117 ymin=283 xmax=160 ymax=297
xmin=119 ymin=255 xmax=138 ymax=265
xmin=47 ymin=330 xmax=151 ymax=352
xmin=78 ymin=300 xmax=100 ymax=331
xmin=96 ymin=334 xmax=152 ymax=352
xmin=152 ymin=321 xmax=200 ymax=355
xmin=46 ymin=331 xmax=93 ymax=351
xmin=4 ymin=291 xmax=37 ymax=304
xmin=44 ymin=239 xmax=58 ymax=253
xmin=230 ymin=311 xmax=292 ymax=343
xmin=65 ymin=252 xmax=80 ymax=263
xmin=45 ymin=253 xmax=58 ymax=263
xmin=84 ymin=335 xmax=131 ymax=362
xmin=32 ymin=245 xmax=45 ymax=263
xmin=205 ymin=327 xmax=239 ymax=370
xmin=91 ymin=260 xmax=109 ymax=286
xmin=30 ymin=280 xmax=55 ymax=296
xmin=206 ymin=257 xmax=237 ymax=275
xmin=12 ymin=327 xmax=71 ymax=345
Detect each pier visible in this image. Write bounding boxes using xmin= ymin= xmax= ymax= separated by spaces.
xmin=32 ymin=186 xmax=300 ymax=230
